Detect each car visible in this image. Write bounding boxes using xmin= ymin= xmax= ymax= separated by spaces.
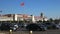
xmin=0 ymin=23 xmax=11 ymax=31
xmin=10 ymin=23 xmax=19 ymax=31
xmin=55 ymin=23 xmax=60 ymax=29
xmin=44 ymin=23 xmax=59 ymax=29
xmin=0 ymin=23 xmax=19 ymax=31
xmin=18 ymin=23 xmax=26 ymax=28
xmin=26 ymin=23 xmax=47 ymax=31
xmin=38 ymin=23 xmax=47 ymax=31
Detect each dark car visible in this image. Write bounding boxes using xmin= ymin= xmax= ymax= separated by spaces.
xmin=0 ymin=23 xmax=18 ymax=31
xmin=18 ymin=23 xmax=26 ymax=28
xmin=44 ymin=23 xmax=59 ymax=29
xmin=26 ymin=23 xmax=47 ymax=31
xmin=0 ymin=23 xmax=11 ymax=31
xmin=38 ymin=23 xmax=47 ymax=31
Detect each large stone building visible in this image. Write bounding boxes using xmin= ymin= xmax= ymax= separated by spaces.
xmin=0 ymin=14 xmax=31 ymax=21
xmin=0 ymin=13 xmax=48 ymax=22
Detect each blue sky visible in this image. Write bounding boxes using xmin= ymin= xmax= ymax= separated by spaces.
xmin=0 ymin=0 xmax=60 ymax=18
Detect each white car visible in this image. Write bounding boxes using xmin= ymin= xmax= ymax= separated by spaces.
xmin=10 ymin=24 xmax=18 ymax=31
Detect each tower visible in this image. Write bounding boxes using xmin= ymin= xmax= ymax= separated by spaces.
xmin=31 ymin=15 xmax=35 ymax=23
xmin=40 ymin=12 xmax=44 ymax=21
xmin=40 ymin=12 xmax=44 ymax=18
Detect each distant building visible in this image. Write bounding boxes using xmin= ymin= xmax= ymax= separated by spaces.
xmin=0 ymin=14 xmax=13 ymax=21
xmin=0 ymin=13 xmax=48 ymax=22
xmin=40 ymin=12 xmax=48 ymax=21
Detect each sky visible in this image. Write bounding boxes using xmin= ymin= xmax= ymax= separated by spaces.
xmin=0 ymin=0 xmax=60 ymax=18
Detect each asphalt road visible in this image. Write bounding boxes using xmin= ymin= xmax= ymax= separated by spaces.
xmin=0 ymin=29 xmax=60 ymax=34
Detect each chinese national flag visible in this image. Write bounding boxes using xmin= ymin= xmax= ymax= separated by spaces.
xmin=20 ymin=2 xmax=24 ymax=6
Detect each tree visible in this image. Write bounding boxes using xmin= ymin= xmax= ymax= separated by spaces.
xmin=49 ymin=18 xmax=53 ymax=23
xmin=54 ymin=19 xmax=60 ymax=24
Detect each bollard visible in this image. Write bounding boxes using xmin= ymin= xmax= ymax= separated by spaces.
xmin=29 ymin=31 xmax=33 ymax=34
xmin=9 ymin=30 xmax=12 ymax=34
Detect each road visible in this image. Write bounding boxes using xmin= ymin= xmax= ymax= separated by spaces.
xmin=0 ymin=29 xmax=60 ymax=34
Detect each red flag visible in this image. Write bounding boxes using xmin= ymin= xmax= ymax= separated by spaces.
xmin=20 ymin=2 xmax=24 ymax=6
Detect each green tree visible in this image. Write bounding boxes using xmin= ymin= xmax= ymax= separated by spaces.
xmin=49 ymin=18 xmax=53 ymax=23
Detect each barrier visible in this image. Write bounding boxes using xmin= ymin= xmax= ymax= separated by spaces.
xmin=29 ymin=31 xmax=33 ymax=34
xmin=9 ymin=30 xmax=12 ymax=34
